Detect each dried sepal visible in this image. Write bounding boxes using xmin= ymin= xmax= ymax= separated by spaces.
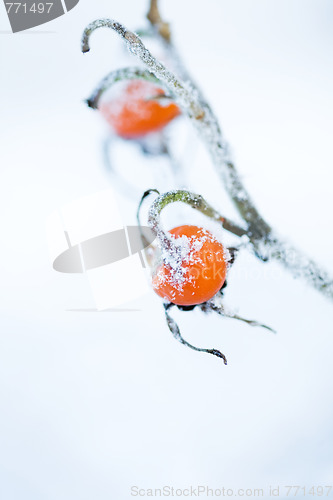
xmin=164 ymin=303 xmax=227 ymax=364
xmin=204 ymin=298 xmax=276 ymax=334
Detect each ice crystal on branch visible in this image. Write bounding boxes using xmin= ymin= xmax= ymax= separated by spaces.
xmin=82 ymin=4 xmax=333 ymax=307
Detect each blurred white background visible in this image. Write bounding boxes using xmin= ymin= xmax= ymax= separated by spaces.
xmin=0 ymin=1 xmax=333 ymax=499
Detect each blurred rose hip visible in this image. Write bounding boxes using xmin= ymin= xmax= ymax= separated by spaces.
xmin=99 ymin=80 xmax=180 ymax=139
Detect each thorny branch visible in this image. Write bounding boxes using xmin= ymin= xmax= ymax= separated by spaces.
xmin=81 ymin=6 xmax=333 ymax=301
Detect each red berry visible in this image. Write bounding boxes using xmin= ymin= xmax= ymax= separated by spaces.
xmin=152 ymin=225 xmax=228 ymax=306
xmin=99 ymin=80 xmax=181 ymax=139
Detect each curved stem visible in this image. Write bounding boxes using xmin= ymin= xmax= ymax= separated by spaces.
xmin=137 ymin=189 xmax=160 ymax=246
xmin=148 ymin=189 xmax=248 ymax=239
xmin=82 ymin=19 xmax=204 ymax=120
xmin=82 ymin=18 xmax=333 ymax=302
xmin=86 ymin=67 xmax=162 ymax=109
xmin=81 ymin=19 xmax=270 ymax=238
xmin=148 ymin=191 xmax=333 ymax=300
xmin=146 ymin=0 xmax=197 ymax=84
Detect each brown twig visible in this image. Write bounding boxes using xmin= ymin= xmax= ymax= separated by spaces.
xmin=147 ymin=0 xmax=171 ymax=42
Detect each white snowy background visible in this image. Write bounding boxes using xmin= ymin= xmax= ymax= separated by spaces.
xmin=0 ymin=0 xmax=333 ymax=499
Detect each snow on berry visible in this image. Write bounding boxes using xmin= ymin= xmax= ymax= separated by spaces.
xmin=152 ymin=225 xmax=228 ymax=306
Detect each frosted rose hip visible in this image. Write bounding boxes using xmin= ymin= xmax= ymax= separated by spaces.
xmin=152 ymin=225 xmax=227 ymax=306
xmin=99 ymin=80 xmax=180 ymax=139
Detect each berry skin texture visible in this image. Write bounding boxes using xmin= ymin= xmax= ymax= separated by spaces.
xmin=99 ymin=80 xmax=180 ymax=139
xmin=152 ymin=225 xmax=228 ymax=306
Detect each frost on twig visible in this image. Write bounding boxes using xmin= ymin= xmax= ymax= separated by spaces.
xmin=147 ymin=189 xmax=248 ymax=240
xmin=81 ymin=19 xmax=203 ymax=120
xmin=146 ymin=190 xmax=333 ymax=301
xmin=81 ymin=16 xmax=333 ymax=302
xmin=81 ymin=18 xmax=269 ymax=236
xmin=86 ymin=67 xmax=162 ymax=109
xmin=267 ymin=237 xmax=333 ymax=300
